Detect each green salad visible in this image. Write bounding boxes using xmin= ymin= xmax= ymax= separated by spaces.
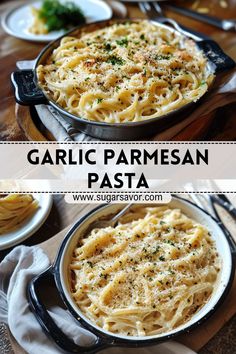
xmin=38 ymin=0 xmax=86 ymax=32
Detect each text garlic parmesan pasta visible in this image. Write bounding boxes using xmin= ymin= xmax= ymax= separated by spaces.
xmin=70 ymin=206 xmax=220 ymax=336
xmin=0 ymin=194 xmax=38 ymax=234
xmin=37 ymin=21 xmax=214 ymax=123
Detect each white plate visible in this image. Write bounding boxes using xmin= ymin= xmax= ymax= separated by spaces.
xmin=0 ymin=194 xmax=53 ymax=250
xmin=106 ymin=0 xmax=127 ymax=18
xmin=1 ymin=0 xmax=112 ymax=42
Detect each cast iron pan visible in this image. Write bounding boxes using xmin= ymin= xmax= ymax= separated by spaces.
xmin=11 ymin=19 xmax=235 ymax=140
xmin=27 ymin=197 xmax=236 ymax=353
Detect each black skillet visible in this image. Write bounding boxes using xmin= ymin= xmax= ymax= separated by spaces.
xmin=11 ymin=19 xmax=235 ymax=140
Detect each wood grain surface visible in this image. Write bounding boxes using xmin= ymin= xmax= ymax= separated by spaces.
xmin=1 ymin=0 xmax=236 ymax=141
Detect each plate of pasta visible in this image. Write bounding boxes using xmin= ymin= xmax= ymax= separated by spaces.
xmin=12 ymin=19 xmax=216 ymax=140
xmin=2 ymin=0 xmax=112 ymax=42
xmin=0 ymin=194 xmax=53 ymax=250
xmin=28 ymin=197 xmax=234 ymax=353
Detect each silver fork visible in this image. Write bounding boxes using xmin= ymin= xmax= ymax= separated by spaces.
xmin=84 ymin=203 xmax=133 ymax=234
xmin=188 ymin=194 xmax=217 ymax=218
xmin=163 ymin=4 xmax=236 ymax=32
xmin=139 ymin=1 xmax=206 ymax=41
xmin=188 ymin=194 xmax=236 ymax=252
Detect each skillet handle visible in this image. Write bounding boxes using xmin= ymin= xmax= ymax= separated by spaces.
xmin=209 ymin=197 xmax=236 ymax=257
xmin=197 ymin=40 xmax=236 ymax=72
xmin=11 ymin=70 xmax=47 ymax=105
xmin=27 ymin=266 xmax=109 ymax=354
xmin=155 ymin=17 xmax=235 ymax=72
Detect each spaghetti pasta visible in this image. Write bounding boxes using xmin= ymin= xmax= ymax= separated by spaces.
xmin=0 ymin=194 xmax=39 ymax=234
xmin=37 ymin=20 xmax=214 ymax=123
xmin=29 ymin=7 xmax=48 ymax=35
xmin=70 ymin=206 xmax=220 ymax=336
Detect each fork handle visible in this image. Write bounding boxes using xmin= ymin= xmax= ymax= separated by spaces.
xmin=164 ymin=4 xmax=235 ymax=31
xmin=110 ymin=203 xmax=133 ymax=226
xmin=209 ymin=196 xmax=236 ymax=255
xmin=211 ymin=195 xmax=236 ymax=220
xmin=154 ymin=16 xmax=208 ymax=40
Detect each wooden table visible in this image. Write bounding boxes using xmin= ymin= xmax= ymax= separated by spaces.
xmin=1 ymin=0 xmax=236 ymax=141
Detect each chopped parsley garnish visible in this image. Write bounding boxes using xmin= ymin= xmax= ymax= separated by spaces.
xmin=116 ymin=37 xmax=128 ymax=47
xmin=160 ymin=220 xmax=166 ymax=225
xmin=104 ymin=43 xmax=112 ymax=51
xmin=100 ymin=273 xmax=108 ymax=279
xmin=155 ymin=55 xmax=172 ymax=60
xmin=168 ymin=267 xmax=175 ymax=275
xmin=107 ymin=55 xmax=125 ymax=66
xmin=140 ymin=34 xmax=145 ymax=40
xmin=152 ymin=246 xmax=160 ymax=254
xmin=200 ymin=81 xmax=206 ymax=86
xmin=85 ymin=77 xmax=90 ymax=81
xmin=38 ymin=0 xmax=85 ymax=32
xmin=87 ymin=261 xmax=93 ymax=267
xmin=159 ymin=256 xmax=165 ymax=261
xmin=97 ymin=98 xmax=103 ymax=104
xmin=166 ymin=240 xmax=175 ymax=246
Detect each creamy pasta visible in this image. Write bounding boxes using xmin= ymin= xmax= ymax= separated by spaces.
xmin=70 ymin=206 xmax=220 ymax=336
xmin=29 ymin=7 xmax=48 ymax=35
xmin=0 ymin=194 xmax=38 ymax=234
xmin=37 ymin=20 xmax=214 ymax=123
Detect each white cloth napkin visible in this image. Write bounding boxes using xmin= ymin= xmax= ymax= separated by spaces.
xmin=16 ymin=59 xmax=236 ymax=141
xmin=0 ymin=246 xmax=197 ymax=354
xmin=0 ymin=246 xmax=97 ymax=354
